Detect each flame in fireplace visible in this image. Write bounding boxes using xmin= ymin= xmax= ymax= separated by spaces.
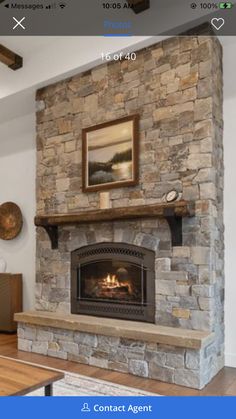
xmin=102 ymin=273 xmax=133 ymax=295
xmin=104 ymin=274 xmax=119 ymax=288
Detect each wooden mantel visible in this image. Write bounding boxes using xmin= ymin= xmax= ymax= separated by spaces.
xmin=35 ymin=201 xmax=195 ymax=249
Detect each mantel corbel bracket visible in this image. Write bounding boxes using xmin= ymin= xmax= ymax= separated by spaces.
xmin=163 ymin=208 xmax=183 ymax=247
xmin=43 ymin=226 xmax=58 ymax=250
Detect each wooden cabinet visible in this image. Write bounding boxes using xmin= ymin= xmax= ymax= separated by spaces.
xmin=0 ymin=274 xmax=22 ymax=332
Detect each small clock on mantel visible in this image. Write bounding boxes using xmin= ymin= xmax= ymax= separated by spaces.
xmin=165 ymin=190 xmax=179 ymax=203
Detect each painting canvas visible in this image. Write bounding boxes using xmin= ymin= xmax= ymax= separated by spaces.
xmin=82 ymin=115 xmax=139 ymax=192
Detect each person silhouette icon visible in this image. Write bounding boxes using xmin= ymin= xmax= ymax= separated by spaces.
xmin=81 ymin=403 xmax=91 ymax=412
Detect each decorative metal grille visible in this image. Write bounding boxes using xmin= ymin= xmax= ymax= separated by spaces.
xmin=76 ymin=246 xmax=145 ymax=260
xmin=79 ymin=303 xmax=145 ymax=316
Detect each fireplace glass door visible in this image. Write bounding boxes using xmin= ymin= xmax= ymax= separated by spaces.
xmin=71 ymin=243 xmax=155 ymax=322
xmin=79 ymin=259 xmax=146 ymax=305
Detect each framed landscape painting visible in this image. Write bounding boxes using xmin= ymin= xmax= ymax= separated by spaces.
xmin=82 ymin=115 xmax=139 ymax=192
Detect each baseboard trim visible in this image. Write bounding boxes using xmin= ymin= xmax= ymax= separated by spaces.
xmin=225 ymin=353 xmax=236 ymax=368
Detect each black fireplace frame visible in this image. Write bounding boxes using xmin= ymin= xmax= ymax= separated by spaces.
xmin=71 ymin=242 xmax=155 ymax=323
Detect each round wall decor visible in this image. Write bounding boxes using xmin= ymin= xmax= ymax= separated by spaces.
xmin=0 ymin=202 xmax=23 ymax=240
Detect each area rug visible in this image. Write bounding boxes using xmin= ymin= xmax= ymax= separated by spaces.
xmin=28 ymin=371 xmax=157 ymax=396
xmin=0 ymin=355 xmax=157 ymax=397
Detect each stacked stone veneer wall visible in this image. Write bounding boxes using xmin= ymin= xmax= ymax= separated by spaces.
xmin=19 ymin=35 xmax=224 ymax=389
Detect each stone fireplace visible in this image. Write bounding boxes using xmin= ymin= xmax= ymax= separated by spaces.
xmin=71 ymin=242 xmax=155 ymax=322
xmin=15 ymin=34 xmax=224 ymax=390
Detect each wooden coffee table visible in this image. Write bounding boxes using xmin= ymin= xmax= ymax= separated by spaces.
xmin=0 ymin=356 xmax=64 ymax=396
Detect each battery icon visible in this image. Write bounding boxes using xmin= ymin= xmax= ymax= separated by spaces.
xmin=219 ymin=2 xmax=234 ymax=8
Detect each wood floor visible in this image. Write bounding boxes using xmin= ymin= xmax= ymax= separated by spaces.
xmin=1 ymin=333 xmax=236 ymax=396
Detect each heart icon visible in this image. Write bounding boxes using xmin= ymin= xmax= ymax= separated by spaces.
xmin=211 ymin=17 xmax=225 ymax=31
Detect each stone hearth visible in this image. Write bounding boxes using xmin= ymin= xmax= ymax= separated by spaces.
xmin=15 ymin=311 xmax=215 ymax=389
xmin=15 ymin=34 xmax=224 ymax=389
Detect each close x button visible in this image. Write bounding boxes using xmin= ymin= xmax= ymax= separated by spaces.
xmin=12 ymin=16 xmax=26 ymax=30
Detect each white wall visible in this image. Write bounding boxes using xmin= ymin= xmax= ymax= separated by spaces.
xmin=223 ymin=37 xmax=236 ymax=367
xmin=224 ymin=94 xmax=236 ymax=367
xmin=0 ymin=109 xmax=36 ymax=310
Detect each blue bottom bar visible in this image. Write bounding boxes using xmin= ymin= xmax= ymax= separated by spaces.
xmin=1 ymin=396 xmax=236 ymax=419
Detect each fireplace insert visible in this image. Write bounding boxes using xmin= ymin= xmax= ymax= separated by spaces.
xmin=71 ymin=243 xmax=155 ymax=322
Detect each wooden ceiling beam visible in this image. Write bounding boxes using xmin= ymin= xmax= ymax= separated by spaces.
xmin=0 ymin=44 xmax=23 ymax=70
xmin=126 ymin=0 xmax=150 ymax=14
